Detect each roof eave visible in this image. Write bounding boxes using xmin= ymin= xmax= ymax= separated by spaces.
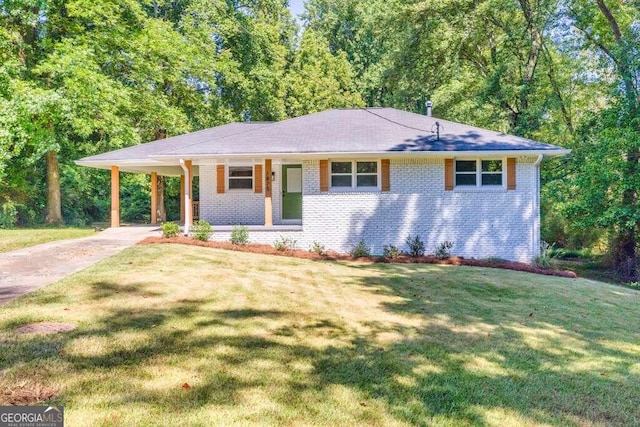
xmin=148 ymin=148 xmax=571 ymax=160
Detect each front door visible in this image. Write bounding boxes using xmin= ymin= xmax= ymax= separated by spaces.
xmin=282 ymin=165 xmax=302 ymax=220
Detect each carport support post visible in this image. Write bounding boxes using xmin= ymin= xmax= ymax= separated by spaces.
xmin=186 ymin=160 xmax=193 ymax=227
xmin=110 ymin=166 xmax=120 ymax=228
xmin=151 ymin=172 xmax=158 ymax=225
xmin=179 ymin=159 xmax=193 ymax=235
xmin=180 ymin=175 xmax=185 ymax=223
xmin=264 ymin=159 xmax=273 ymax=227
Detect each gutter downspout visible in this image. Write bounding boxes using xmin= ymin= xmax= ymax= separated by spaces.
xmin=179 ymin=159 xmax=191 ymax=236
xmin=533 ymin=154 xmax=543 ymax=259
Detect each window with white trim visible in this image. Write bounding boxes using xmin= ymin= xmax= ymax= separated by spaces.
xmin=330 ymin=161 xmax=378 ymax=189
xmin=228 ymin=166 xmax=253 ymax=190
xmin=455 ymin=159 xmax=503 ymax=187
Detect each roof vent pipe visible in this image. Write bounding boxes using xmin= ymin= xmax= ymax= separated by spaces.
xmin=426 ymin=101 xmax=433 ymax=117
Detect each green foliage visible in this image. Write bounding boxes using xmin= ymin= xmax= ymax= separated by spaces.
xmin=350 ymin=239 xmax=371 ymax=257
xmin=162 ymin=222 xmax=180 ymax=238
xmin=547 ymin=247 xmax=593 ymax=260
xmin=230 ymin=226 xmax=249 ymax=245
xmin=309 ymin=241 xmax=327 ymax=256
xmin=284 ymin=30 xmax=364 ymax=116
xmin=435 ymin=241 xmax=454 ymax=260
xmin=382 ymin=244 xmax=401 ymax=259
xmin=534 ymin=242 xmax=555 ymax=269
xmin=541 ymin=206 xmax=604 ymax=251
xmin=534 ymin=256 xmax=552 ymax=270
xmin=0 ymin=201 xmax=18 ymax=229
xmin=274 ymin=235 xmax=297 ymax=251
xmin=191 ymin=220 xmax=213 ymax=242
xmin=405 ymin=235 xmax=425 ymax=257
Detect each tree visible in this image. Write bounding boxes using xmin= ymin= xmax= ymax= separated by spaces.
xmin=558 ymin=0 xmax=640 ymax=280
xmin=284 ymin=30 xmax=363 ymax=116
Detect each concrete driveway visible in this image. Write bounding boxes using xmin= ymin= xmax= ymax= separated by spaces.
xmin=0 ymin=226 xmax=161 ymax=306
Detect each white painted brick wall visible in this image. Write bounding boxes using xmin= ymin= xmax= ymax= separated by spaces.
xmin=199 ymin=164 xmax=265 ymax=225
xmin=199 ymin=158 xmax=540 ymax=262
xmin=302 ymin=158 xmax=539 ymax=262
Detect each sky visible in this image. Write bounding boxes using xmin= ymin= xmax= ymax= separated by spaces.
xmin=288 ymin=0 xmax=306 ymax=24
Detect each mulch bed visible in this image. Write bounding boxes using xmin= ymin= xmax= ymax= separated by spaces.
xmin=139 ymin=236 xmax=577 ymax=279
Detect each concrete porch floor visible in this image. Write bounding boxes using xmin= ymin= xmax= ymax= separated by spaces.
xmin=191 ymin=224 xmax=303 ymax=232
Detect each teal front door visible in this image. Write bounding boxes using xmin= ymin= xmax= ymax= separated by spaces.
xmin=282 ymin=165 xmax=302 ymax=220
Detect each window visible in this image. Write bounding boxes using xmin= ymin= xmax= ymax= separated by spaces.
xmin=228 ymin=166 xmax=253 ymax=190
xmin=331 ymin=161 xmax=378 ymax=189
xmin=455 ymin=159 xmax=503 ymax=187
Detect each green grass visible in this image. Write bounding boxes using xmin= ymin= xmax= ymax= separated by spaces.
xmin=0 ymin=228 xmax=94 ymax=253
xmin=1 ymin=244 xmax=639 ymax=426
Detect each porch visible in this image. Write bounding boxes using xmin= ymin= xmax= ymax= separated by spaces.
xmin=108 ymin=158 xmax=301 ymax=231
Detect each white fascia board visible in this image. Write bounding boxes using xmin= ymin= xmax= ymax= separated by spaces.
xmin=75 ymin=159 xmax=175 ymax=168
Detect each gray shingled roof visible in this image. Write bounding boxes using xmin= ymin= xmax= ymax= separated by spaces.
xmin=79 ymin=122 xmax=270 ymax=162
xmin=78 ymin=108 xmax=568 ymax=165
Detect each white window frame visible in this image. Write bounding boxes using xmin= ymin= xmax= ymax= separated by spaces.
xmin=329 ymin=160 xmax=381 ymax=191
xmin=227 ymin=165 xmax=254 ymax=191
xmin=454 ymin=158 xmax=506 ymax=189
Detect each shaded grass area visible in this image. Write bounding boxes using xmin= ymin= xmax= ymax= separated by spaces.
xmin=0 ymin=228 xmax=94 ymax=253
xmin=550 ymin=256 xmax=638 ymax=288
xmin=0 ymin=244 xmax=639 ymax=426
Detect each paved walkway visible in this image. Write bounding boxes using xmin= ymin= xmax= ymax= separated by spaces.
xmin=0 ymin=226 xmax=161 ymax=306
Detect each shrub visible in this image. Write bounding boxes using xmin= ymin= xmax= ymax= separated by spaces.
xmin=435 ymin=241 xmax=454 ymax=259
xmin=162 ymin=222 xmax=180 ymax=238
xmin=350 ymin=239 xmax=371 ymax=257
xmin=274 ymin=235 xmax=297 ymax=251
xmin=405 ymin=235 xmax=425 ymax=257
xmin=534 ymin=241 xmax=554 ymax=269
xmin=0 ymin=201 xmax=17 ymax=229
xmin=191 ymin=220 xmax=213 ymax=241
xmin=383 ymin=244 xmax=401 ymax=259
xmin=309 ymin=241 xmax=327 ymax=256
xmin=534 ymin=255 xmax=552 ymax=269
xmin=230 ymin=225 xmax=249 ymax=245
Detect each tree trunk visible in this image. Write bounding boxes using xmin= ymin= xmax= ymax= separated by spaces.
xmin=614 ymin=148 xmax=640 ymax=281
xmin=44 ymin=150 xmax=63 ymax=225
xmin=613 ymin=227 xmax=637 ymax=282
xmin=156 ymin=175 xmax=166 ymax=223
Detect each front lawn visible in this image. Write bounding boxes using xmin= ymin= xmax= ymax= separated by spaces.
xmin=0 ymin=228 xmax=94 ymax=253
xmin=0 ymin=244 xmax=638 ymax=426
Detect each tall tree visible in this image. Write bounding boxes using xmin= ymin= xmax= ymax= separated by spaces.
xmin=284 ymin=29 xmax=363 ymax=116
xmin=558 ymin=0 xmax=640 ymax=279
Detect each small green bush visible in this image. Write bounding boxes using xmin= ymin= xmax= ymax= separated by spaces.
xmin=191 ymin=220 xmax=213 ymax=241
xmin=350 ymin=239 xmax=371 ymax=257
xmin=534 ymin=255 xmax=552 ymax=269
xmin=534 ymin=241 xmax=554 ymax=269
xmin=383 ymin=244 xmax=401 ymax=259
xmin=230 ymin=225 xmax=249 ymax=245
xmin=162 ymin=222 xmax=180 ymax=238
xmin=0 ymin=201 xmax=18 ymax=229
xmin=309 ymin=241 xmax=327 ymax=256
xmin=274 ymin=235 xmax=297 ymax=251
xmin=435 ymin=241 xmax=454 ymax=259
xmin=405 ymin=235 xmax=425 ymax=257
